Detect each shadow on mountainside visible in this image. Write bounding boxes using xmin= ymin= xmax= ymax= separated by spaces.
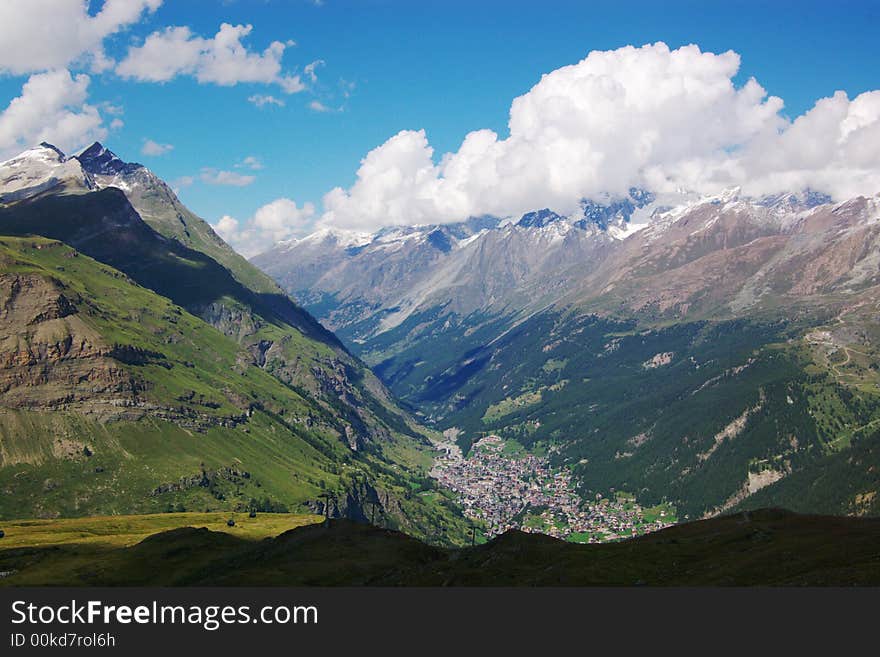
xmin=1 ymin=509 xmax=879 ymax=586
xmin=0 ymin=188 xmax=344 ymax=350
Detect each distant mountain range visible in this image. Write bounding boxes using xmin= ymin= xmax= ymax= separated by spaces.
xmin=253 ymin=188 xmax=658 ymax=346
xmin=0 ymin=143 xmax=470 ymax=542
xmin=255 ymin=184 xmax=880 ymax=520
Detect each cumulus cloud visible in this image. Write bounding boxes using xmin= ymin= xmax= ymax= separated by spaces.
xmin=0 ymin=69 xmax=107 ymax=158
xmin=200 ymin=168 xmax=256 ymax=187
xmin=253 ymin=198 xmax=316 ymax=240
xmin=101 ymin=102 xmax=125 ymax=116
xmin=213 ymin=214 xmax=241 ymax=243
xmin=733 ymin=89 xmax=880 ymax=200
xmin=212 ymin=198 xmax=315 ymax=256
xmin=117 ymin=23 xmax=306 ymax=93
xmin=0 ymin=0 xmax=162 ymax=75
xmin=317 ymin=42 xmax=880 ymax=233
xmin=141 ymin=138 xmax=173 ymax=156
xmin=278 ymin=74 xmax=307 ymax=94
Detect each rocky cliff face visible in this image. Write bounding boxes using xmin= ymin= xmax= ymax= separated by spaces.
xmin=0 ymin=268 xmax=251 ymax=429
xmin=0 ymin=271 xmax=139 ymax=416
xmin=306 ymin=477 xmax=407 ymax=528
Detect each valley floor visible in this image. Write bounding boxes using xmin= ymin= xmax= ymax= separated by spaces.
xmin=430 ymin=433 xmax=676 ymax=541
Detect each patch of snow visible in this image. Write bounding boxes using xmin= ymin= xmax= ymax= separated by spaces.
xmin=609 ymin=221 xmax=649 ymax=240
xmin=0 ymin=143 xmax=96 ymax=203
xmin=457 ymin=229 xmax=488 ymax=248
xmin=287 ymin=227 xmax=372 ymax=249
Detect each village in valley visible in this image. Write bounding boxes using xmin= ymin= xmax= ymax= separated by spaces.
xmin=431 ymin=433 xmax=676 ymax=542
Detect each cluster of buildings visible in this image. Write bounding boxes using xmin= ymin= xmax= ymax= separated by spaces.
xmin=431 ymin=434 xmax=675 ymax=542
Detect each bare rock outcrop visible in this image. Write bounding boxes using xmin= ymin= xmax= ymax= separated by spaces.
xmin=0 ymin=273 xmax=141 ymax=414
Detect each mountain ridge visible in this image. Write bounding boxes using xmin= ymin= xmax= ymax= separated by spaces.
xmin=3 ymin=508 xmax=879 ymax=586
xmin=0 ymin=144 xmax=471 ymax=542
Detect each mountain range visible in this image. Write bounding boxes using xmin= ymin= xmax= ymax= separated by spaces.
xmin=3 ymin=136 xmax=880 ymax=539
xmin=0 ymin=143 xmax=470 ymax=542
xmin=255 ymin=185 xmax=880 ymax=520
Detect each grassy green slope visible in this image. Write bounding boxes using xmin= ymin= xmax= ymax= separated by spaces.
xmin=0 ymin=512 xmax=322 ymax=550
xmin=0 ymin=186 xmax=436 ymax=458
xmin=0 ymin=236 xmax=470 ymax=542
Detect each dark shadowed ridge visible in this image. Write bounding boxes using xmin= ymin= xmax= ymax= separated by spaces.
xmin=4 ymin=510 xmax=879 ymax=586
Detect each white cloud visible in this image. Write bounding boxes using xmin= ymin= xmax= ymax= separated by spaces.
xmin=278 ymin=74 xmax=306 ymax=94
xmin=318 ymin=42 xmax=880 ymax=233
xmin=141 ymin=138 xmax=173 ymax=156
xmin=304 ymin=59 xmax=324 ymax=83
xmin=212 ymin=198 xmax=315 ymax=256
xmin=254 ymin=198 xmax=316 ymax=240
xmin=117 ymin=23 xmax=306 ymax=94
xmin=732 ymin=89 xmax=880 ymax=200
xmin=110 ymin=118 xmax=124 ymax=130
xmin=0 ymin=69 xmax=107 ymax=158
xmin=308 ymin=100 xmax=337 ymax=113
xmin=213 ymin=214 xmax=241 ymax=242
xmin=237 ymin=155 xmax=264 ymax=170
xmin=102 ymin=102 xmax=125 ymax=116
xmin=200 ymin=168 xmax=256 ymax=187
xmin=249 ymin=94 xmax=285 ymax=108
xmin=0 ymin=0 xmax=162 ymax=75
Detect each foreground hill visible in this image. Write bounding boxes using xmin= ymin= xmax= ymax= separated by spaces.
xmin=1 ymin=509 xmax=878 ymax=586
xmin=0 ymin=145 xmax=470 ymax=542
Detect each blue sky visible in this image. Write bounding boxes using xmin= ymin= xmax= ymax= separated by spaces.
xmin=1 ymin=0 xmax=879 ymax=254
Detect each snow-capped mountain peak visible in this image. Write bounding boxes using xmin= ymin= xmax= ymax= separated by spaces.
xmin=0 ymin=142 xmax=167 ymax=207
xmin=0 ymin=142 xmax=97 ymax=203
xmin=0 ymin=142 xmax=67 ymax=169
xmin=287 ymin=226 xmax=373 ymax=249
